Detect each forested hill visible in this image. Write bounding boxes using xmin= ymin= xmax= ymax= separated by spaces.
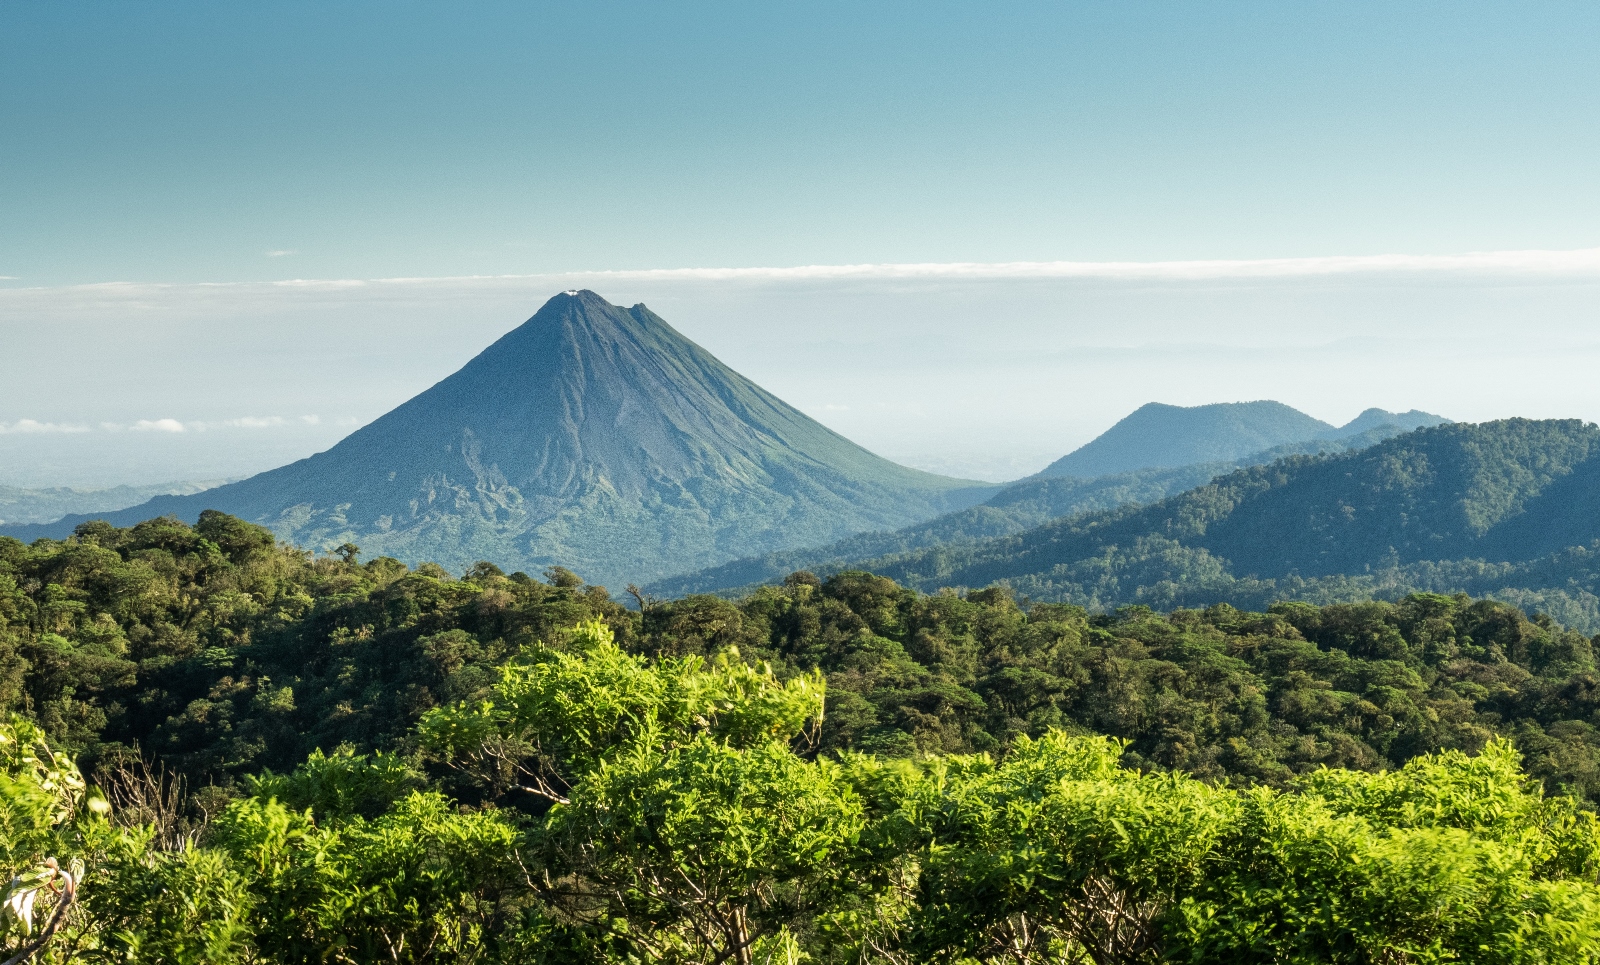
xmin=1037 ymin=400 xmax=1445 ymax=478
xmin=7 ymin=515 xmax=1600 ymax=960
xmin=847 ymin=419 xmax=1600 ymax=628
xmin=647 ymin=424 xmax=1407 ymax=597
xmin=7 ymin=512 xmax=1600 ymax=803
xmin=0 ymin=291 xmax=991 ymax=587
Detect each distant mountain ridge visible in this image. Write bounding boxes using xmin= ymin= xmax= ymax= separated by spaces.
xmin=828 ymin=418 xmax=1600 ymax=629
xmin=1037 ymin=401 xmax=1446 ymax=479
xmin=1337 ymin=406 xmax=1445 ymax=438
xmin=0 ymin=479 xmax=226 ymax=526
xmin=3 ymin=292 xmax=993 ymax=587
xmin=647 ymin=424 xmax=1410 ymax=598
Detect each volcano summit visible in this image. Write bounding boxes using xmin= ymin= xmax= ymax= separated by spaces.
xmin=11 ymin=291 xmax=991 ymax=586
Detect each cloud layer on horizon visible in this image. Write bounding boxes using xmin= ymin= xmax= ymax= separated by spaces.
xmin=9 ymin=245 xmax=1600 ymax=301
xmin=0 ymin=420 xmax=91 ymax=435
xmin=4 ymin=246 xmax=1600 ymax=485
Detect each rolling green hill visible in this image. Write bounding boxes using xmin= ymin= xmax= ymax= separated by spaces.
xmin=831 ymin=419 xmax=1600 ymax=630
xmin=1 ymin=292 xmax=992 ymax=587
xmin=646 ymin=425 xmax=1408 ymax=597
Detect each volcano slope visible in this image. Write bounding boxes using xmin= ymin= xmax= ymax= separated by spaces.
xmin=6 ymin=291 xmax=991 ymax=587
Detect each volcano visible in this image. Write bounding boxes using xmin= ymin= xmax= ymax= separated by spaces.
xmin=10 ymin=291 xmax=991 ymax=586
xmin=1037 ymin=401 xmax=1447 ymax=479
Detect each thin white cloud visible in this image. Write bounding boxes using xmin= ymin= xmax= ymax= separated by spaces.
xmin=270 ymin=278 xmax=366 ymax=289
xmin=200 ymin=415 xmax=331 ymax=430
xmin=9 ymin=246 xmax=1600 ymax=306
xmin=368 ymin=246 xmax=1600 ymax=285
xmin=27 ymin=416 xmax=324 ymax=434
xmin=266 ymin=250 xmax=298 ymax=258
xmin=128 ymin=416 xmax=322 ymax=432
xmin=130 ymin=418 xmax=186 ymax=433
xmin=0 ymin=419 xmax=90 ymax=435
xmin=217 ymin=416 xmax=287 ymax=428
xmin=560 ymin=247 xmax=1600 ymax=283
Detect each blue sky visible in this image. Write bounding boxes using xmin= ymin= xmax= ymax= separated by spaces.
xmin=5 ymin=1 xmax=1600 ymax=284
xmin=4 ymin=2 xmax=1600 ymax=486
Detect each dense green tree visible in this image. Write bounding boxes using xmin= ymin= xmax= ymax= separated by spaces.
xmin=1171 ymin=741 xmax=1600 ymax=963
xmin=909 ymin=733 xmax=1239 ymax=964
xmin=0 ymin=515 xmax=633 ymax=785
xmin=416 ymin=618 xmax=824 ymax=805
xmin=0 ymin=716 xmax=97 ymax=963
xmin=0 ymin=604 xmax=1597 ymax=962
xmin=16 ymin=513 xmax=1600 ymax=960
xmin=11 ymin=513 xmax=1600 ymax=813
xmin=538 ymin=737 xmax=869 ymax=964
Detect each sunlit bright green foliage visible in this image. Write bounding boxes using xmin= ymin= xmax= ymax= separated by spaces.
xmin=0 ymin=716 xmax=97 ymax=961
xmin=417 ymin=618 xmax=824 ymax=803
xmin=5 ymin=515 xmax=1600 ymax=961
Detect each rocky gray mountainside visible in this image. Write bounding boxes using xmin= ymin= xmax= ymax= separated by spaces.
xmin=5 ymin=291 xmax=992 ymax=587
xmin=1037 ymin=400 xmax=1447 ymax=479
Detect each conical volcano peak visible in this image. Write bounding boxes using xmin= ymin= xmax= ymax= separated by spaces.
xmin=509 ymin=288 xmax=624 ymax=324
xmin=539 ymin=288 xmax=636 ymax=313
xmin=512 ymin=288 xmax=626 ymax=331
xmin=488 ymin=290 xmax=676 ymax=356
xmin=447 ymin=290 xmax=687 ymax=395
xmin=15 ymin=294 xmax=992 ymax=587
xmin=563 ymin=289 xmax=615 ymax=310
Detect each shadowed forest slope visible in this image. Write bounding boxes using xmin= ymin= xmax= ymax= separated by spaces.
xmin=831 ymin=419 xmax=1600 ymax=629
xmin=648 ymin=426 xmax=1409 ymax=597
xmin=7 ymin=513 xmax=1600 ymax=806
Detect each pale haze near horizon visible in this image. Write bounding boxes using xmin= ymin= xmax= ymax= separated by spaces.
xmin=4 ymin=261 xmax=1599 ymax=486
xmin=4 ymin=2 xmax=1599 ymax=487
